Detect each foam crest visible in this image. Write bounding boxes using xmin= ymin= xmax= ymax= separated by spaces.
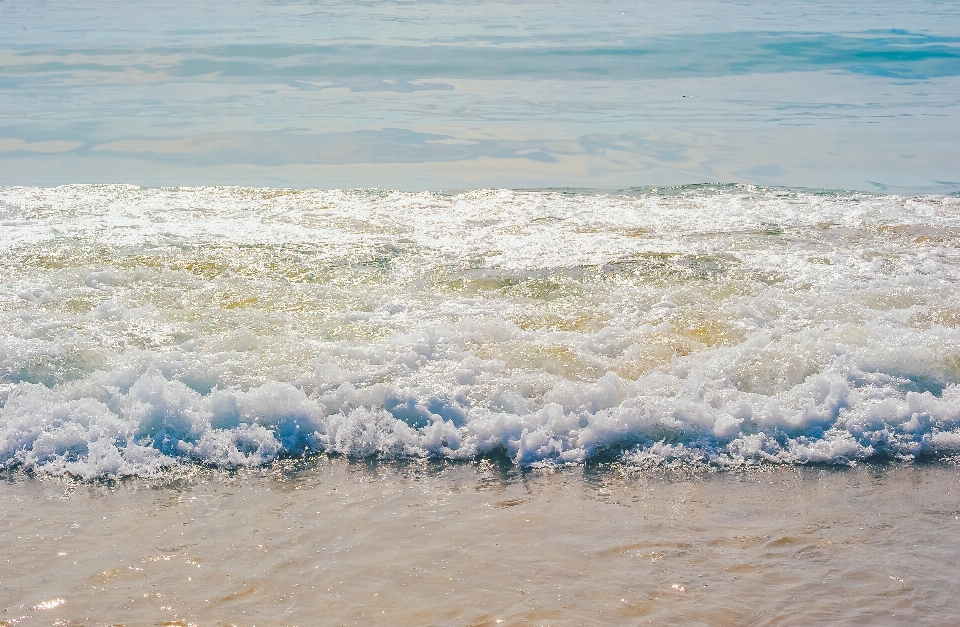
xmin=1 ymin=185 xmax=959 ymax=476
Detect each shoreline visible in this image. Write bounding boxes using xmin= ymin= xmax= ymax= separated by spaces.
xmin=3 ymin=452 xmax=960 ymax=488
xmin=2 ymin=459 xmax=959 ymax=625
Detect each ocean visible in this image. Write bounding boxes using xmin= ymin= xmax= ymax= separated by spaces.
xmin=2 ymin=0 xmax=960 ymax=625
xmin=1 ymin=0 xmax=959 ymax=192
xmin=2 ymin=185 xmax=960 ymax=625
xmin=3 ymin=185 xmax=960 ymax=475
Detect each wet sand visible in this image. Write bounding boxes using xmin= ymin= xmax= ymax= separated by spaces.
xmin=2 ymin=460 xmax=959 ymax=626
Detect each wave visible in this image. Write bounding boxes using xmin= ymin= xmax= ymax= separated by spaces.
xmin=1 ymin=185 xmax=959 ymax=477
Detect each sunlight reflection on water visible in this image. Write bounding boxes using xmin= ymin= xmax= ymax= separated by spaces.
xmin=0 ymin=0 xmax=958 ymax=191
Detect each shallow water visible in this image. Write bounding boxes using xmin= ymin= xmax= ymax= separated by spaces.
xmin=2 ymin=460 xmax=959 ymax=626
xmin=3 ymin=185 xmax=960 ymax=477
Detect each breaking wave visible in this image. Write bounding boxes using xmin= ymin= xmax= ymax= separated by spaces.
xmin=2 ymin=184 xmax=959 ymax=477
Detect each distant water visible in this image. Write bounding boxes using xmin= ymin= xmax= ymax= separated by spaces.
xmin=1 ymin=0 xmax=959 ymax=191
xmin=2 ymin=184 xmax=959 ymax=478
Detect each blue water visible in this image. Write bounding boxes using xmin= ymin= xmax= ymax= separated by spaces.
xmin=1 ymin=0 xmax=959 ymax=192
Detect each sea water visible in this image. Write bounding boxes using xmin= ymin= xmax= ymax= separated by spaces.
xmin=1 ymin=0 xmax=959 ymax=191
xmin=2 ymin=0 xmax=960 ymax=624
xmin=2 ymin=185 xmax=959 ymax=626
xmin=2 ymin=460 xmax=960 ymax=625
xmin=2 ymin=185 xmax=959 ymax=479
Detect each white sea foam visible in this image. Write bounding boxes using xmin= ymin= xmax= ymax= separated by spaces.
xmin=1 ymin=185 xmax=959 ymax=477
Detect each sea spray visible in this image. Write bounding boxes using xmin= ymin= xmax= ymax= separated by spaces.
xmin=2 ymin=185 xmax=959 ymax=477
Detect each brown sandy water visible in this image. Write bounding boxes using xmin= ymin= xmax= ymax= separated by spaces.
xmin=2 ymin=460 xmax=960 ymax=626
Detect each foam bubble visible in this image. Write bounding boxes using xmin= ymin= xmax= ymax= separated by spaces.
xmin=1 ymin=185 xmax=959 ymax=477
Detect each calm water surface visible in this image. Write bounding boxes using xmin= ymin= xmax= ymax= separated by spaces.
xmin=1 ymin=0 xmax=959 ymax=191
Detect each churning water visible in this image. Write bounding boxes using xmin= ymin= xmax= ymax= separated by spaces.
xmin=2 ymin=185 xmax=959 ymax=478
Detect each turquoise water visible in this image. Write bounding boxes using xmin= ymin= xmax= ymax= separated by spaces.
xmin=1 ymin=0 xmax=959 ymax=191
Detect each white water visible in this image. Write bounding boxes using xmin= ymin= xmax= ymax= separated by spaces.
xmin=2 ymin=185 xmax=959 ymax=477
